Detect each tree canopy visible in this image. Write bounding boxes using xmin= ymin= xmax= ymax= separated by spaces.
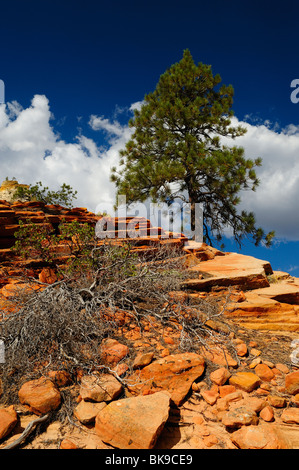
xmin=111 ymin=49 xmax=274 ymax=247
xmin=12 ymin=181 xmax=78 ymax=208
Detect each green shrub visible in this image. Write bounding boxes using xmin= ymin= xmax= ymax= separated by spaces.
xmin=12 ymin=181 xmax=77 ymax=208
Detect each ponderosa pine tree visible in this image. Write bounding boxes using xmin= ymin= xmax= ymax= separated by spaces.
xmin=111 ymin=49 xmax=274 ymax=247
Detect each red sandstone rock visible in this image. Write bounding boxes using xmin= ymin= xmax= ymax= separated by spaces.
xmin=200 ymin=386 xmax=219 ymax=405
xmin=281 ymin=407 xmax=299 ymax=424
xmin=60 ymin=439 xmax=78 ymax=449
xmin=267 ymin=395 xmax=286 ymax=408
xmin=285 ymin=370 xmax=299 ymax=395
xmin=233 ymin=396 xmax=266 ymax=414
xmin=216 ymin=391 xmax=243 ymax=412
xmin=39 ymin=267 xmax=57 ymax=284
xmin=255 ymin=363 xmax=275 ymax=382
xmin=182 ymin=252 xmax=272 ymax=291
xmin=225 ymin=282 xmax=299 ymax=333
xmin=113 ymin=363 xmax=129 ymax=377
xmin=230 ymin=423 xmax=289 ymax=449
xmin=133 ymin=352 xmax=154 ymax=369
xmin=100 ymin=338 xmax=129 ymax=366
xmin=229 ymin=372 xmax=261 ymax=392
xmin=0 ymin=405 xmax=18 ymax=440
xmin=260 ymin=405 xmax=274 ymax=422
xmin=200 ymin=344 xmax=238 ymax=368
xmin=275 ymin=363 xmax=290 ymax=374
xmin=74 ymin=400 xmax=107 ymax=424
xmin=222 ymin=406 xmax=258 ymax=428
xmin=47 ymin=370 xmax=72 ymax=387
xmin=203 ymin=435 xmax=219 ymax=447
xmin=210 ymin=367 xmax=231 ymax=386
xmin=291 ymin=393 xmax=299 ymax=406
xmin=127 ymin=352 xmax=205 ymax=406
xmin=79 ymin=374 xmax=123 ymax=402
xmin=219 ymin=385 xmax=236 ymax=397
xmin=18 ymin=377 xmax=61 ymax=415
xmin=95 ymin=391 xmax=170 ymax=449
xmin=1 ymin=282 xmax=43 ymax=298
xmin=235 ymin=342 xmax=248 ymax=357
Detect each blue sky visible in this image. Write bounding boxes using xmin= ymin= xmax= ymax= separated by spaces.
xmin=1 ymin=0 xmax=299 ymax=276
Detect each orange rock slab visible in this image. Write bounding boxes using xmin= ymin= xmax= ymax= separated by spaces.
xmin=127 ymin=352 xmax=205 ymax=406
xmin=95 ymin=391 xmax=170 ymax=449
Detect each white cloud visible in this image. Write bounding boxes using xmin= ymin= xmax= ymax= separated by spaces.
xmin=129 ymin=101 xmax=144 ymax=112
xmin=1 ymin=95 xmax=299 ymax=242
xmin=221 ymin=117 xmax=299 ymax=240
xmin=0 ymin=95 xmax=130 ymax=213
xmin=88 ymin=115 xmax=125 ymax=138
xmin=288 ymin=265 xmax=299 ymax=273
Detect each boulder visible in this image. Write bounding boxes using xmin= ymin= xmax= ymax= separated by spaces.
xmin=100 ymin=338 xmax=129 ymax=366
xmin=113 ymin=363 xmax=129 ymax=377
xmin=254 ymin=363 xmax=275 ymax=382
xmin=47 ymin=370 xmax=72 ymax=387
xmin=60 ymin=439 xmax=78 ymax=449
xmin=230 ymin=423 xmax=290 ymax=449
xmin=79 ymin=374 xmax=122 ymax=403
xmin=233 ymin=396 xmax=266 ymax=414
xmin=0 ymin=405 xmax=18 ymax=440
xmin=18 ymin=377 xmax=61 ymax=415
xmin=285 ymin=371 xmax=299 ymax=395
xmin=235 ymin=342 xmax=248 ymax=357
xmin=229 ymin=372 xmax=261 ymax=392
xmin=281 ymin=407 xmax=299 ymax=424
xmin=127 ymin=352 xmax=205 ymax=406
xmin=133 ymin=352 xmax=154 ymax=369
xmin=219 ymin=385 xmax=237 ymax=397
xmin=260 ymin=405 xmax=274 ymax=422
xmin=38 ymin=267 xmax=57 ymax=284
xmin=275 ymin=363 xmax=290 ymax=374
xmin=1 ymin=282 xmax=43 ymax=298
xmin=222 ymin=406 xmax=258 ymax=428
xmin=267 ymin=395 xmax=286 ymax=408
xmin=95 ymin=391 xmax=170 ymax=449
xmin=210 ymin=367 xmax=231 ymax=386
xmin=216 ymin=391 xmax=243 ymax=412
xmin=200 ymin=344 xmax=238 ymax=368
xmin=200 ymin=386 xmax=219 ymax=405
xmin=74 ymin=401 xmax=107 ymax=424
xmin=181 ymin=252 xmax=272 ymax=291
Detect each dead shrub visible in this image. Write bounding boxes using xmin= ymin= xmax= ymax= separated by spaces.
xmin=0 ymin=241 xmax=189 ymax=403
xmin=0 ymin=224 xmax=233 ymax=408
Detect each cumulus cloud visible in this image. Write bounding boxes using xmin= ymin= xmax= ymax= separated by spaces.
xmin=0 ymin=94 xmax=299 ymax=242
xmin=88 ymin=115 xmax=125 ymax=138
xmin=0 ymin=95 xmax=131 ymax=214
xmin=129 ymin=101 xmax=144 ymax=112
xmin=222 ymin=117 xmax=299 ymax=240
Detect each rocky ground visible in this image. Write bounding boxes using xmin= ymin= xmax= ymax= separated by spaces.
xmin=0 ymin=318 xmax=298 ymax=450
xmin=0 ymin=202 xmax=298 ymax=450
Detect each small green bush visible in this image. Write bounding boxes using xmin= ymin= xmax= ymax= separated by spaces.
xmin=12 ymin=181 xmax=77 ymax=208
